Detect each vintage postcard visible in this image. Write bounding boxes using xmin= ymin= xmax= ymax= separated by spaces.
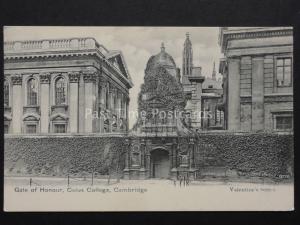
xmin=3 ymin=26 xmax=294 ymax=211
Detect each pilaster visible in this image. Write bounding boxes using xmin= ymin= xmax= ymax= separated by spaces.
xmin=227 ymin=57 xmax=241 ymax=130
xmin=83 ymin=72 xmax=97 ymax=133
xmin=11 ymin=75 xmax=23 ymax=133
xmin=40 ymin=73 xmax=51 ymax=133
xmin=252 ymin=57 xmax=265 ymax=130
xmin=123 ymin=138 xmax=130 ymax=180
xmin=69 ymin=72 xmax=80 ymax=133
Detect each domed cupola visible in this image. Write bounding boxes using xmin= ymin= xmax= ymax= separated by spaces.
xmin=145 ymin=43 xmax=177 ymax=78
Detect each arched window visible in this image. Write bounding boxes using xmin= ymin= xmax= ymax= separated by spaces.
xmin=55 ymin=77 xmax=66 ymax=105
xmin=27 ymin=78 xmax=38 ymax=105
xmin=4 ymin=80 xmax=9 ymax=106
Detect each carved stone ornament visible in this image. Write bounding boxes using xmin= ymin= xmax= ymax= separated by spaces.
xmin=83 ymin=72 xmax=97 ymax=83
xmin=40 ymin=73 xmax=51 ymax=84
xmin=68 ymin=72 xmax=80 ymax=83
xmin=11 ymin=75 xmax=22 ymax=85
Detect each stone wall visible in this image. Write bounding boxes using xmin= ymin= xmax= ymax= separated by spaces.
xmin=4 ymin=135 xmax=126 ymax=177
xmin=4 ymin=132 xmax=293 ymax=179
xmin=194 ymin=132 xmax=293 ymax=178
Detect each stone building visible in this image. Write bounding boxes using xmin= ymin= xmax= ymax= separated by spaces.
xmin=201 ymin=62 xmax=224 ymax=130
xmin=127 ymin=43 xmax=197 ymax=180
xmin=4 ymin=37 xmax=133 ymax=134
xmin=182 ymin=33 xmax=224 ymax=130
xmin=124 ymin=33 xmax=227 ymax=180
xmin=219 ymin=27 xmax=293 ymax=131
xmin=182 ymin=33 xmax=205 ymax=130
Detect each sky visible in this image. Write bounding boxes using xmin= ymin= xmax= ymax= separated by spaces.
xmin=4 ymin=26 xmax=223 ymax=128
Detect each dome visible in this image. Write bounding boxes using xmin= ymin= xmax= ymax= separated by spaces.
xmin=146 ymin=43 xmax=177 ymax=71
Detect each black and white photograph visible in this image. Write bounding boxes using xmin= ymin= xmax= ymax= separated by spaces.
xmin=3 ymin=26 xmax=294 ymax=211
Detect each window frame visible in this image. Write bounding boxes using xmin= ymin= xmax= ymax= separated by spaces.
xmin=4 ymin=79 xmax=10 ymax=107
xmin=274 ymin=56 xmax=293 ymax=90
xmin=27 ymin=78 xmax=38 ymax=106
xmin=25 ymin=123 xmax=38 ymax=134
xmin=53 ymin=123 xmax=67 ymax=133
xmin=272 ymin=112 xmax=293 ymax=131
xmin=4 ymin=121 xmax=10 ymax=134
xmin=52 ymin=120 xmax=68 ymax=133
xmin=54 ymin=76 xmax=67 ymax=105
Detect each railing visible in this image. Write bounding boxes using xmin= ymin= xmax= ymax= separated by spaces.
xmin=4 ymin=37 xmax=100 ymax=53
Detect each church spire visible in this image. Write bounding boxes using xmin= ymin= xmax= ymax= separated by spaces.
xmin=183 ymin=32 xmax=193 ymax=76
xmin=212 ymin=61 xmax=216 ymax=80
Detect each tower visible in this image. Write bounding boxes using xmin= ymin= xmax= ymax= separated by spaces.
xmin=212 ymin=61 xmax=216 ymax=80
xmin=182 ymin=32 xmax=193 ymax=76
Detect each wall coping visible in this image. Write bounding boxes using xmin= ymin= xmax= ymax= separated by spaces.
xmin=4 ymin=130 xmax=293 ymax=138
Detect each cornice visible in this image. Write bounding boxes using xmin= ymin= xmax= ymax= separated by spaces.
xmin=220 ymin=28 xmax=293 ymax=53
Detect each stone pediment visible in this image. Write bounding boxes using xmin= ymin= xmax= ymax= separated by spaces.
xmin=50 ymin=113 xmax=68 ymax=121
xmin=105 ymin=50 xmax=131 ymax=80
xmin=23 ymin=113 xmax=40 ymax=121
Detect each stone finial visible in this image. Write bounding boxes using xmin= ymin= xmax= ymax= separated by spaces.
xmin=186 ymin=32 xmax=190 ymax=38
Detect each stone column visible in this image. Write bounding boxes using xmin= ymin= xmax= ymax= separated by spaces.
xmin=11 ymin=75 xmax=23 ymax=133
xmin=117 ymin=91 xmax=122 ymax=119
xmin=68 ymin=73 xmax=80 ymax=133
xmin=40 ymin=74 xmax=51 ymax=133
xmin=110 ymin=87 xmax=114 ymax=113
xmin=83 ymin=73 xmax=96 ymax=133
xmin=145 ymin=140 xmax=151 ymax=178
xmin=78 ymin=73 xmax=85 ymax=133
xmin=121 ymin=93 xmax=125 ymax=118
xmin=172 ymin=139 xmax=177 ymax=166
xmin=139 ymin=139 xmax=146 ymax=179
xmin=227 ymin=58 xmax=241 ymax=131
xmin=251 ymin=57 xmax=264 ymax=130
xmin=99 ymin=83 xmax=105 ymax=133
xmin=171 ymin=139 xmax=178 ymax=179
xmin=125 ymin=96 xmax=129 ymax=131
xmin=123 ymin=138 xmax=130 ymax=179
xmin=188 ymin=138 xmax=195 ymax=180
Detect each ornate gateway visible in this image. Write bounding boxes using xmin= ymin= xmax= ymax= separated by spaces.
xmin=124 ymin=44 xmax=198 ymax=180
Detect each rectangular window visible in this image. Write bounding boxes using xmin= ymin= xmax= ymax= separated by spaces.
xmin=26 ymin=124 xmax=37 ymax=133
xmin=4 ymin=125 xmax=9 ymax=134
xmin=275 ymin=116 xmax=293 ymax=130
xmin=276 ymin=58 xmax=292 ymax=87
xmin=54 ymin=124 xmax=66 ymax=133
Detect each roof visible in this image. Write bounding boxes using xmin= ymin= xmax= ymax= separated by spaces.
xmin=104 ymin=50 xmax=133 ymax=83
xmin=146 ymin=44 xmax=177 ymax=71
xmin=202 ymin=78 xmax=222 ymax=90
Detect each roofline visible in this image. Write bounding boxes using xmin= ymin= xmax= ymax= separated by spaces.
xmin=219 ymin=27 xmax=293 ymax=53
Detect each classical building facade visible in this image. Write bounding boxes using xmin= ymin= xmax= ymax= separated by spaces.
xmin=219 ymin=27 xmax=293 ymax=131
xmin=4 ymin=37 xmax=133 ymax=134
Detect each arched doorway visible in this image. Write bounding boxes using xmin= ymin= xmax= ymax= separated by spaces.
xmin=150 ymin=148 xmax=170 ymax=179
